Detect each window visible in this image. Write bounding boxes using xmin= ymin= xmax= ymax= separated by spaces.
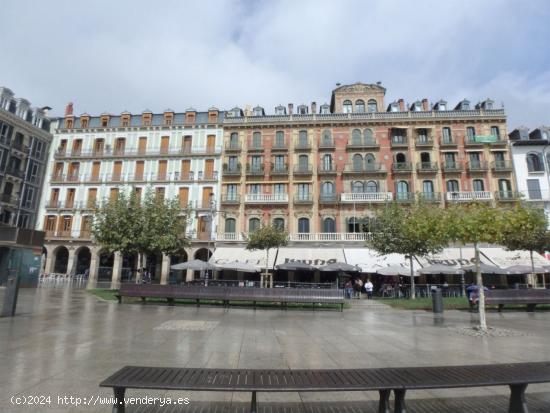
xmin=27 ymin=161 xmax=39 ymax=183
xmin=229 ymin=132 xmax=239 ymax=148
xmin=499 ymin=179 xmax=511 ymax=193
xmin=298 ymin=105 xmax=308 ymax=115
xmin=225 ymin=218 xmax=236 ymax=233
xmin=366 ymin=181 xmax=378 ymax=193
xmin=364 ymin=128 xmax=374 ymax=143
xmin=252 ymin=131 xmax=261 ymax=147
xmin=444 ymin=152 xmax=456 ymax=167
xmin=343 ymin=100 xmax=352 ymax=113
xmin=275 ymin=106 xmax=286 ymax=115
xmin=249 ymin=218 xmax=261 ymax=232
xmin=462 ymin=101 xmax=470 ymax=110
xmin=352 ymin=181 xmax=364 ymax=193
xmin=0 ymin=121 xmax=13 ymax=144
xmin=321 ymin=181 xmax=334 ymax=195
xmin=253 ymin=107 xmax=263 ymax=116
xmin=466 ymin=127 xmax=476 ymax=139
xmin=273 ymin=218 xmax=285 ymax=230
xmin=323 ymin=217 xmax=336 ymax=233
xmin=423 ymin=180 xmax=434 ymax=194
xmin=226 ymin=184 xmax=238 ymax=201
xmin=228 ymin=156 xmax=238 ymax=170
xmin=446 ymin=180 xmax=459 ymax=192
xmin=442 ymin=127 xmax=452 ymax=144
xmin=355 ymin=100 xmax=365 ymax=113
xmin=23 ymin=186 xmax=35 ymax=208
xmin=298 ymin=155 xmax=309 ymax=171
xmin=396 ymin=181 xmax=409 ymax=199
xmin=322 ymin=154 xmax=333 ymax=170
xmin=275 ymin=131 xmax=285 ymax=147
xmin=543 ymin=130 xmax=549 ymax=140
xmin=17 ymin=213 xmax=29 ymax=229
xmin=32 ymin=139 xmax=45 ymax=159
xmin=391 ymin=129 xmax=407 ymax=144
xmin=395 ymin=153 xmax=406 ymax=163
xmin=249 ymin=184 xmax=261 ymax=194
xmin=320 ymin=105 xmax=330 ymax=114
xmin=420 ymin=152 xmax=430 ymax=163
xmin=527 ymin=153 xmax=544 ymax=172
xmin=298 ymin=217 xmax=310 ymax=233
xmin=352 ymin=129 xmax=362 ymax=145
xmin=491 ymin=126 xmax=500 ymax=139
xmin=417 ymin=129 xmax=428 ymax=143
xmin=250 ymin=156 xmax=262 ymax=171
xmin=273 ymin=184 xmax=285 ymax=194
xmin=274 ymin=155 xmax=285 ymax=170
xmin=527 ymin=179 xmax=542 ymax=199
xmin=367 ymin=99 xmax=377 ymax=113
xmin=472 ymin=179 xmax=485 ymax=192
xmin=352 ymin=154 xmax=363 ymax=171
xmin=321 ymin=129 xmax=332 ymax=145
xmin=348 ymin=217 xmax=360 ymax=233
xmin=494 ymin=152 xmax=505 ymax=162
xmin=469 ymin=152 xmax=481 ymax=168
xmin=297 ymin=183 xmax=310 ymax=200
xmin=298 ymin=130 xmax=308 ymax=146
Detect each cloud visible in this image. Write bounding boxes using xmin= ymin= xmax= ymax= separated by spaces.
xmin=0 ymin=0 xmax=549 ymax=128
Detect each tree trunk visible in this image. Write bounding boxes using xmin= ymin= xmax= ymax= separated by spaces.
xmin=409 ymin=255 xmax=416 ymax=299
xmin=475 ymin=243 xmax=487 ymax=331
xmin=265 ymin=249 xmax=270 ymax=288
xmin=530 ymin=250 xmax=535 ymax=288
xmin=136 ymin=252 xmax=142 ymax=283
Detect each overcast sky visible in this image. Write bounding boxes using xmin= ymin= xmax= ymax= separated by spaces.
xmin=1 ymin=0 xmax=549 ymax=129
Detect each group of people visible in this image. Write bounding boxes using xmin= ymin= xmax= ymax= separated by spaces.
xmin=344 ymin=278 xmax=374 ymax=299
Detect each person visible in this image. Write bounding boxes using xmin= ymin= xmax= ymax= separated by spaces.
xmin=364 ymin=279 xmax=374 ymax=300
xmin=344 ymin=280 xmax=353 ymax=299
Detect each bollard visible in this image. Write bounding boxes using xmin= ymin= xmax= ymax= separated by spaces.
xmin=432 ymin=288 xmax=444 ymax=314
xmin=1 ymin=276 xmax=20 ymax=317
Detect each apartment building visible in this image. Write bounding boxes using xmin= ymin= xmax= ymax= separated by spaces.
xmin=0 ymin=87 xmax=52 ymax=286
xmin=38 ymin=104 xmax=224 ymax=286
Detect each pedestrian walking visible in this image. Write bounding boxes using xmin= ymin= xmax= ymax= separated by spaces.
xmin=364 ymin=279 xmax=374 ymax=300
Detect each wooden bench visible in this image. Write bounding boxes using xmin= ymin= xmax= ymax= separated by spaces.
xmin=100 ymin=362 xmax=550 ymax=413
xmin=486 ymin=289 xmax=550 ymax=312
xmin=115 ymin=284 xmax=344 ymax=311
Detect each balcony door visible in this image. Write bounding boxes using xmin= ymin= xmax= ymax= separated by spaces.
xmin=204 ymin=159 xmax=214 ymax=179
xmin=181 ymin=160 xmax=191 ymax=179
xmin=135 ymin=161 xmax=144 ymax=180
xmin=91 ymin=162 xmax=101 ymax=180
xmin=158 ymin=160 xmax=167 ymax=180
xmin=112 ymin=161 xmax=122 ymax=181
xmin=138 ymin=137 xmax=147 ymax=154
xmin=298 ymin=217 xmax=310 ymax=234
xmin=206 ymin=135 xmax=216 ymax=152
xmin=160 ymin=136 xmax=170 ymax=154
xmin=179 ymin=187 xmax=189 ymax=207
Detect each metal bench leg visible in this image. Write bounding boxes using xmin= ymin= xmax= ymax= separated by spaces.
xmin=112 ymin=387 xmax=125 ymax=413
xmin=498 ymin=304 xmax=504 ymax=312
xmin=116 ymin=295 xmax=121 ymax=304
xmin=527 ymin=304 xmax=536 ymax=312
xmin=509 ymin=384 xmax=528 ymax=413
xmin=250 ymin=391 xmax=257 ymax=413
xmin=393 ymin=389 xmax=407 ymax=413
xmin=378 ymin=389 xmax=391 ymax=413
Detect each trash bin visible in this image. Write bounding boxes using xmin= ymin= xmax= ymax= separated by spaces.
xmin=1 ymin=276 xmax=20 ymax=317
xmin=432 ymin=288 xmax=443 ymax=313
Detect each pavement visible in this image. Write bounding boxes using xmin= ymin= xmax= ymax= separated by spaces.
xmin=1 ymin=286 xmax=550 ymax=412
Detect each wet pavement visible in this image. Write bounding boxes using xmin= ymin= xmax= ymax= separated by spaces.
xmin=1 ymin=286 xmax=550 ymax=412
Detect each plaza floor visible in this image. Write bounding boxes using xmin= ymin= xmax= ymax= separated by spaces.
xmin=1 ymin=286 xmax=550 ymax=412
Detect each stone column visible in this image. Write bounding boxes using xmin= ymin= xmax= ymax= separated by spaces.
xmin=160 ymin=253 xmax=170 ymax=285
xmin=87 ymin=248 xmax=100 ymax=289
xmin=43 ymin=246 xmax=55 ymax=275
xmin=186 ymin=269 xmax=194 ymax=282
xmin=111 ymin=251 xmax=123 ymax=289
xmin=65 ymin=247 xmax=76 ymax=277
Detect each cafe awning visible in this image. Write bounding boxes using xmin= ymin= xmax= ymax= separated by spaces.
xmin=479 ymin=247 xmax=549 ymax=268
xmin=343 ymin=248 xmax=419 ymax=273
xmin=274 ymin=247 xmax=345 ymax=269
xmin=416 ymin=247 xmax=492 ymax=268
xmin=209 ymin=247 xmax=276 ymax=270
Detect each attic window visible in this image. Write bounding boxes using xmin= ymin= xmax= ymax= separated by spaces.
xmin=462 ymin=102 xmax=470 ymax=110
xmin=343 ymin=100 xmax=352 ymax=113
xmin=275 ymin=106 xmax=286 ymax=115
xmin=121 ymin=115 xmax=130 ymax=127
xmin=367 ymin=99 xmax=377 ymax=113
xmin=253 ymin=107 xmax=263 ymax=116
xmin=164 ymin=114 xmax=173 ymax=126
xmin=208 ymin=111 xmax=217 ymax=123
xmin=142 ymin=113 xmax=152 ymax=126
xmin=298 ymin=105 xmax=308 ymax=115
xmin=485 ymin=101 xmax=493 ymax=110
xmin=185 ymin=112 xmax=196 ymax=124
xmin=100 ymin=116 xmax=109 ymax=127
xmin=80 ymin=118 xmax=88 ymax=128
xmin=355 ymin=100 xmax=365 ymax=113
xmin=65 ymin=118 xmax=73 ymax=129
xmin=439 ymin=103 xmax=446 ymax=111
xmin=320 ymin=105 xmax=330 ymax=114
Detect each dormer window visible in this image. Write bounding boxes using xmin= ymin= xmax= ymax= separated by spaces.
xmin=355 ymin=100 xmax=365 ymax=113
xmin=320 ymin=104 xmax=330 ymax=114
xmin=298 ymin=105 xmax=308 ymax=115
xmin=543 ymin=131 xmax=549 ymax=140
xmin=100 ymin=115 xmax=109 ymax=127
xmin=121 ymin=114 xmax=131 ymax=127
xmin=367 ymin=99 xmax=377 ymax=113
xmin=65 ymin=118 xmax=73 ymax=129
xmin=412 ymin=101 xmax=422 ymax=111
xmin=253 ymin=106 xmax=264 ymax=116
xmin=438 ymin=103 xmax=446 ymax=111
xmin=208 ymin=109 xmax=218 ymax=123
xmin=164 ymin=113 xmax=174 ymax=126
xmin=275 ymin=105 xmax=286 ymax=115
xmin=388 ymin=102 xmax=399 ymax=112
xmin=80 ymin=118 xmax=88 ymax=128
xmin=462 ymin=102 xmax=470 ymax=110
xmin=343 ymin=100 xmax=352 ymax=113
xmin=486 ymin=101 xmax=493 ymax=110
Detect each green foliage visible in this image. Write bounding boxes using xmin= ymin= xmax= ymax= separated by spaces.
xmin=500 ymin=203 xmax=549 ymax=253
xmin=444 ymin=202 xmax=505 ymax=245
xmin=92 ymin=188 xmax=190 ymax=256
xmin=246 ymin=225 xmax=288 ymax=252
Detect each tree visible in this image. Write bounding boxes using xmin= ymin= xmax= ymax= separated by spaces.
xmin=500 ymin=203 xmax=549 ymax=288
xmin=246 ymin=225 xmax=288 ymax=288
xmin=367 ymin=203 xmax=449 ymax=299
xmin=92 ymin=189 xmax=190 ymax=282
xmin=445 ymin=202 xmax=505 ymax=331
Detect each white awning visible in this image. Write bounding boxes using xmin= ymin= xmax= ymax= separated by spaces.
xmin=343 ymin=248 xmax=418 ymax=273
xmin=275 ymin=247 xmax=345 ymax=268
xmin=479 ymin=247 xmax=549 ymax=268
xmin=418 ymin=247 xmax=492 ymax=268
xmin=210 ymin=247 xmax=276 ymax=270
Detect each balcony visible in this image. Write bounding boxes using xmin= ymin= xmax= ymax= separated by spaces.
xmin=341 ymin=192 xmax=393 ymax=203
xmin=197 ymin=171 xmax=219 ymax=181
xmin=6 ymin=168 xmax=25 ymax=180
xmin=173 ymin=172 xmax=195 ymax=182
xmin=492 ymin=160 xmax=514 ymax=172
xmin=222 ymin=164 xmax=242 ymax=176
xmin=343 ymin=163 xmax=386 ymax=174
xmin=442 ymin=161 xmax=463 ymax=173
xmin=465 ymin=137 xmax=484 ymax=146
xmin=390 ymin=137 xmax=408 ymax=148
xmin=294 ymin=194 xmax=313 ymax=204
xmin=271 ymin=164 xmax=289 ymax=175
xmin=289 ymin=233 xmax=370 ymax=242
xmin=245 ymin=193 xmax=288 ymax=203
xmin=318 ymin=165 xmax=337 ymax=175
xmin=395 ymin=192 xmax=415 ymax=203
xmin=295 ymin=141 xmax=312 ymax=151
xmin=54 ymin=146 xmax=223 ymax=159
xmin=418 ymin=192 xmax=441 ymax=202
xmin=11 ymin=142 xmax=30 ymax=154
xmin=439 ymin=138 xmax=457 ymax=148
xmin=224 ymin=142 xmax=242 ymax=152
xmin=465 ymin=135 xmax=505 ymax=146
xmin=319 ymin=139 xmax=335 ymax=150
xmin=293 ymin=164 xmax=313 ymax=175
xmin=346 ymin=139 xmax=379 ymax=150
xmin=220 ymin=194 xmax=241 ymax=204
xmin=392 ymin=162 xmax=413 ymax=173
xmin=0 ymin=194 xmax=18 ymax=205
xmin=246 ymin=164 xmax=264 ymax=176
xmin=495 ymin=191 xmax=521 ymax=202
xmin=415 ymin=137 xmax=434 ymax=147
xmin=271 ymin=141 xmax=288 ymax=151
xmin=446 ymin=191 xmax=493 ymax=202
xmin=319 ymin=193 xmax=338 ymax=203
xmin=416 ymin=162 xmax=438 ymax=173
xmin=466 ymin=161 xmax=489 ymax=172
xmin=247 ymin=142 xmax=263 ymax=152
xmin=216 ymin=233 xmax=245 ymax=242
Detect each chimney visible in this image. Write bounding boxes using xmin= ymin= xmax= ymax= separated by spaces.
xmin=422 ymin=98 xmax=429 ymax=111
xmin=398 ymin=99 xmax=405 ymax=112
xmin=65 ymin=102 xmax=74 ymax=116
xmin=288 ymin=103 xmax=293 ymax=115
xmin=311 ymin=102 xmax=317 ymax=114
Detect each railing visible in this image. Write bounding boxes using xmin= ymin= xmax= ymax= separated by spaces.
xmin=446 ymin=191 xmax=493 ymax=201
xmin=45 ymin=230 xmax=92 ymax=239
xmin=466 ymin=161 xmax=489 ymax=171
xmin=319 ymin=193 xmax=338 ymax=202
xmin=0 ymin=194 xmax=18 ymax=204
xmin=224 ymin=142 xmax=242 ymax=151
xmin=196 ymin=171 xmax=218 ymax=181
xmin=220 ymin=194 xmax=241 ymax=203
xmin=294 ymin=194 xmax=313 ymax=203
xmin=271 ymin=164 xmax=289 ymax=174
xmin=492 ymin=160 xmax=513 ymax=171
xmin=57 ymin=171 xmax=219 ymax=184
xmin=440 ymin=138 xmax=457 ymax=147
xmin=418 ymin=192 xmax=441 ymax=202
xmin=6 ymin=168 xmax=25 ymax=179
xmin=395 ymin=192 xmax=415 ymax=202
xmin=343 ymin=162 xmax=386 ymax=173
xmin=295 ymin=141 xmax=311 ymax=150
xmin=272 ymin=141 xmax=288 ymax=150
xmin=246 ymin=164 xmax=264 ymax=175
xmin=293 ymin=164 xmax=313 ymax=174
xmin=495 ymin=190 xmax=520 ymax=201
xmin=247 ymin=142 xmax=263 ymax=151
xmin=244 ymin=193 xmax=288 ymax=203
xmin=341 ymin=192 xmax=393 ymax=202
xmin=319 ymin=139 xmax=335 ymax=149
xmin=416 ymin=162 xmax=438 ymax=172
xmin=442 ymin=161 xmax=463 ymax=172
xmin=415 ymin=137 xmax=433 ymax=146
xmin=346 ymin=139 xmax=379 ymax=149
xmin=392 ymin=162 xmax=413 ymax=172
xmin=54 ymin=146 xmax=222 ymax=158
xmin=390 ymin=137 xmax=408 ymax=147
xmin=222 ymin=164 xmax=242 ymax=175
xmin=318 ymin=165 xmax=337 ymax=173
xmin=11 ymin=142 xmax=30 ymax=153
xmin=216 ymin=233 xmax=245 ymax=241
xmin=289 ymin=233 xmax=371 ymax=242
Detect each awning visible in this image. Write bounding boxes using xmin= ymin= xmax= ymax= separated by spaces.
xmin=479 ymin=247 xmax=549 ymax=268
xmin=417 ymin=247 xmax=492 ymax=268
xmin=210 ymin=247 xmax=276 ymax=270
xmin=274 ymin=248 xmax=345 ymax=268
xmin=343 ymin=248 xmax=418 ymax=273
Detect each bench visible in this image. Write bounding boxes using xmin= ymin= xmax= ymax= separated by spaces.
xmin=100 ymin=362 xmax=550 ymax=413
xmin=486 ymin=289 xmax=550 ymax=312
xmin=115 ymin=284 xmax=344 ymax=311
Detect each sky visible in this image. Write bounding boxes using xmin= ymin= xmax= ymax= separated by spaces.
xmin=1 ymin=0 xmax=550 ymax=129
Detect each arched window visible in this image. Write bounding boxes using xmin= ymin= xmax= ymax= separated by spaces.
xmin=473 ymin=179 xmax=485 ymax=192
xmin=298 ymin=130 xmax=308 ymax=146
xmin=364 ymin=128 xmax=374 ymax=143
xmin=249 ymin=217 xmax=260 ymax=232
xmin=420 ymin=152 xmax=430 ymax=163
xmin=527 ymin=152 xmax=543 ymax=172
xmin=365 ymin=153 xmax=376 ymax=170
xmin=423 ymin=180 xmax=434 ymax=194
xmin=352 ymin=129 xmax=362 ymax=145
xmin=273 ymin=218 xmax=285 ymax=230
xmin=352 ymin=154 xmax=363 ymax=171
xmin=225 ymin=218 xmax=236 ymax=233
xmin=352 ymin=181 xmax=364 ymax=193
xmin=252 ymin=131 xmax=261 ymax=147
xmin=446 ymin=180 xmax=459 ymax=192
xmin=395 ymin=153 xmax=407 ymax=163
xmin=275 ymin=131 xmax=284 ymax=147
xmin=322 ymin=129 xmax=332 ymax=145
xmin=366 ymin=181 xmax=378 ymax=193
xmin=323 ymin=217 xmax=336 ymax=233
xmin=321 ymin=181 xmax=334 ymax=195
xmin=298 ymin=217 xmax=310 ymax=233
xmin=343 ymin=100 xmax=352 ymax=113
xmin=298 ymin=154 xmax=309 ymax=170
xmin=347 ymin=217 xmax=360 ymax=233
xmin=367 ymin=99 xmax=378 ymax=113
xmin=229 ymin=132 xmax=239 ymax=147
xmin=355 ymin=100 xmax=365 ymax=113
xmin=396 ymin=181 xmax=409 ymax=199
xmin=322 ymin=154 xmax=333 ymax=170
